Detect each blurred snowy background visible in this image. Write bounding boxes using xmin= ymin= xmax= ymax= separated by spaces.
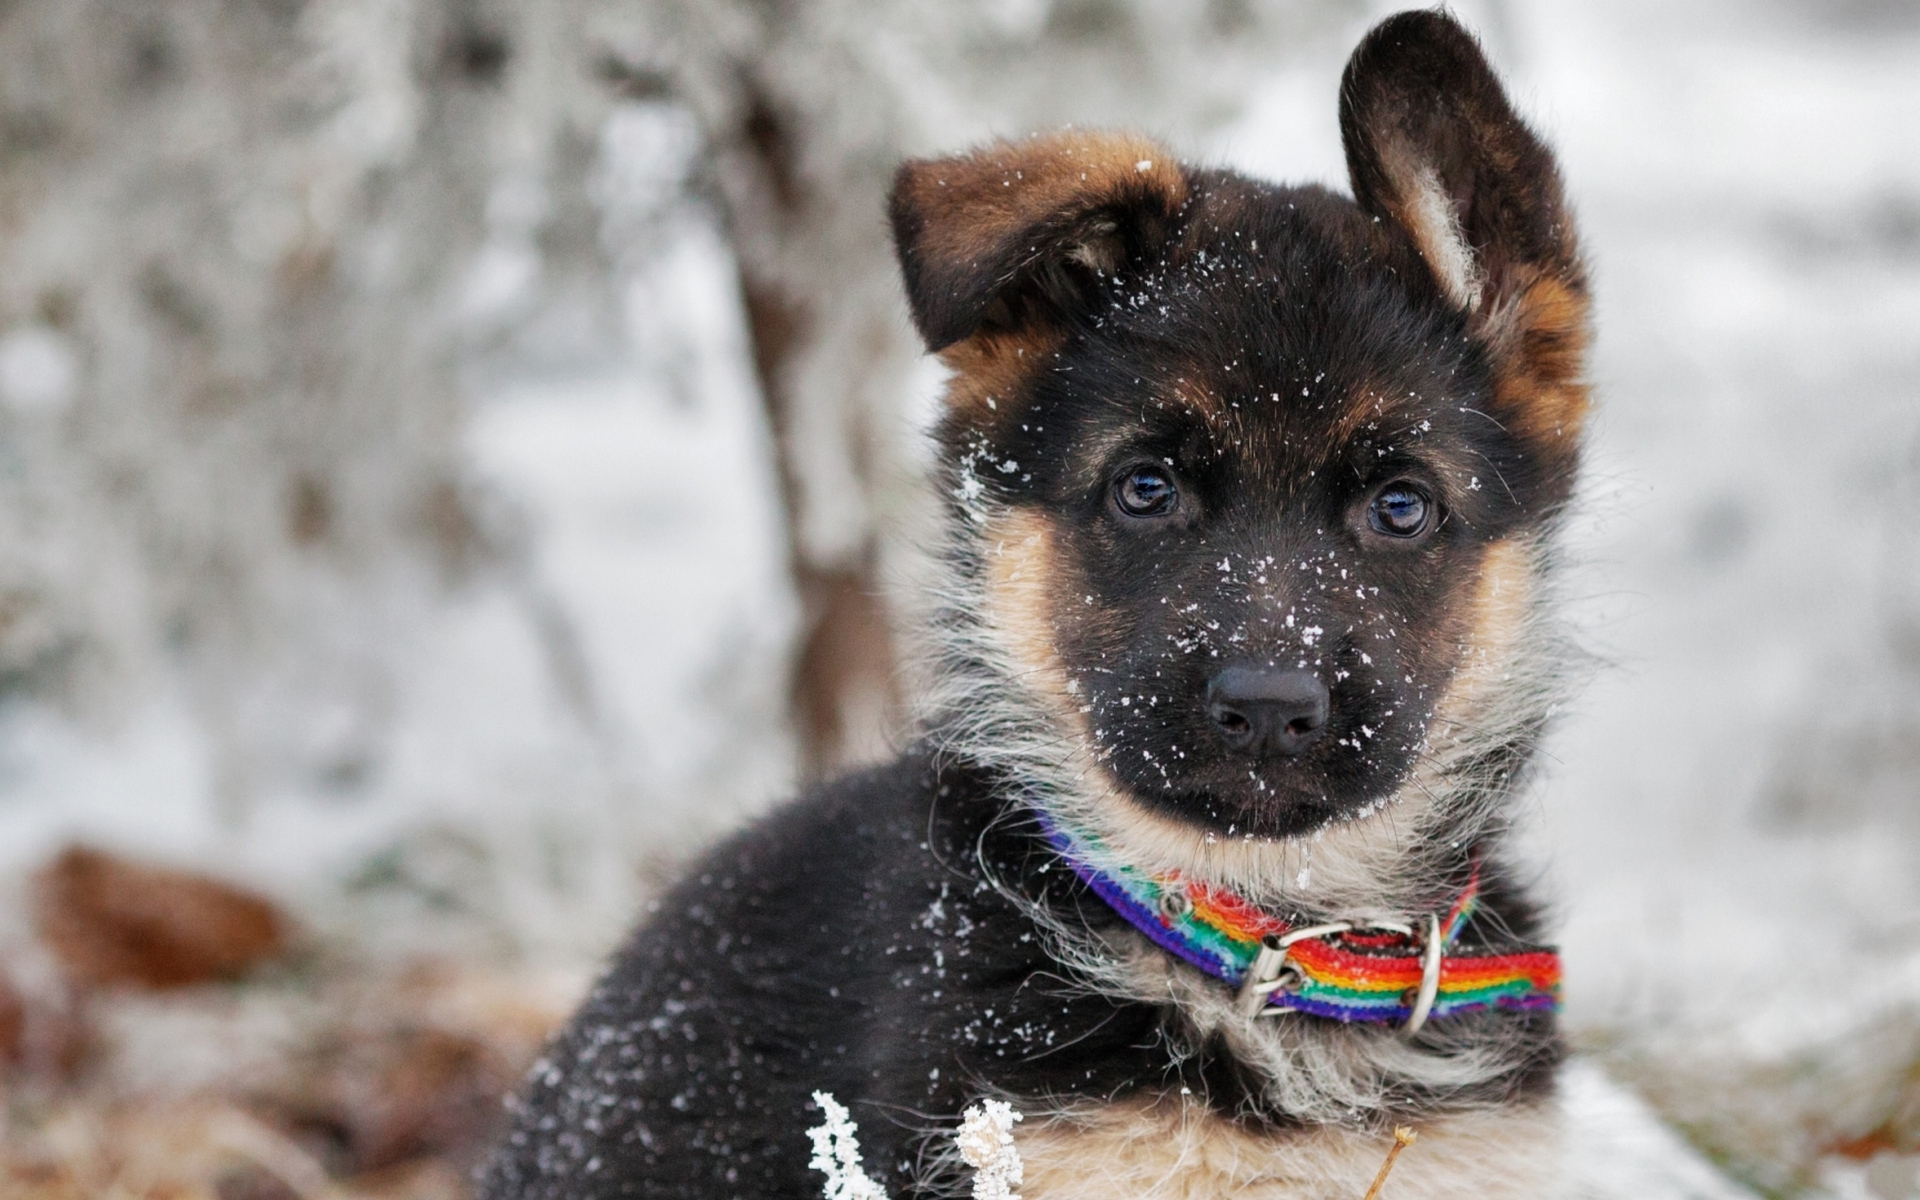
xmin=0 ymin=0 xmax=1915 ymax=1196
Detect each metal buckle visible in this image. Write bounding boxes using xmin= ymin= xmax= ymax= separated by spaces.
xmin=1235 ymin=922 xmax=1348 ymax=1017
xmin=1402 ymin=913 xmax=1444 ymax=1038
xmin=1236 ymin=919 xmax=1415 ymax=1017
xmin=1234 ymin=915 xmax=1441 ymax=1029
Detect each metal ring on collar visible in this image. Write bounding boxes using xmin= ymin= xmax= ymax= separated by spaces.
xmin=1234 ymin=923 xmax=1356 ymax=1017
xmin=1236 ymin=940 xmax=1296 ymax=1017
xmin=1250 ymin=966 xmax=1306 ymax=1016
xmin=1403 ymin=913 xmax=1444 ymax=1037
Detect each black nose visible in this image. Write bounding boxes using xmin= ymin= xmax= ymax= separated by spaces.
xmin=1205 ymin=666 xmax=1330 ymax=758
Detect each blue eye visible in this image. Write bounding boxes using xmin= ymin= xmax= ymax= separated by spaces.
xmin=1368 ymin=483 xmax=1432 ymax=538
xmin=1115 ymin=467 xmax=1178 ymax=517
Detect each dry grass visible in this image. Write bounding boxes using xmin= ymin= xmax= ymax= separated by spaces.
xmin=1 ymin=951 xmax=577 ymax=1200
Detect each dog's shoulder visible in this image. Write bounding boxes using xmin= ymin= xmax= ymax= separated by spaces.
xmin=479 ymin=753 xmax=943 ymax=1198
xmin=605 ymin=750 xmax=997 ymax=1002
xmin=591 ymin=749 xmax=977 ymax=1006
xmin=480 ymin=750 xmax=1068 ymax=1198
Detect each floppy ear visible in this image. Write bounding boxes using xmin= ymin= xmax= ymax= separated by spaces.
xmin=889 ymin=131 xmax=1188 ymax=352
xmin=1341 ymin=11 xmax=1589 ymax=440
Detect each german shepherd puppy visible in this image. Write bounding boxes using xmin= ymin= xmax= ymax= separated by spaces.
xmin=483 ymin=11 xmax=1590 ymax=1198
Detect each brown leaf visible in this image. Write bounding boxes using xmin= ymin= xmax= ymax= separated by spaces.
xmin=0 ymin=971 xmax=23 ymax=1065
xmin=34 ymin=846 xmax=290 ymax=990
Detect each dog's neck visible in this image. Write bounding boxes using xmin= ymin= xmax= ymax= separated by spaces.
xmin=1033 ymin=804 xmax=1561 ymax=1029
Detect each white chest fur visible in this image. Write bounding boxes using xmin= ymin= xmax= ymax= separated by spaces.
xmin=1013 ymin=1096 xmax=1562 ymax=1200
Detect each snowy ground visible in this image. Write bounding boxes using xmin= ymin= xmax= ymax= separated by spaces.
xmin=3 ymin=1 xmax=1919 ymax=1195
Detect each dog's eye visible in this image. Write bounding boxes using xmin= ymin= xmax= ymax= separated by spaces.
xmin=1368 ymin=483 xmax=1432 ymax=538
xmin=1114 ymin=466 xmax=1179 ymax=518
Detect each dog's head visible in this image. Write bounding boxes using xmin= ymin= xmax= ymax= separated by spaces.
xmin=894 ymin=13 xmax=1588 ymax=845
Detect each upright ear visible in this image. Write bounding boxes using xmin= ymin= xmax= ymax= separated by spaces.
xmin=889 ymin=131 xmax=1188 ymax=352
xmin=1341 ymin=11 xmax=1589 ymax=440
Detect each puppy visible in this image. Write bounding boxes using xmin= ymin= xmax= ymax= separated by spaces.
xmin=482 ymin=10 xmax=1590 ymax=1198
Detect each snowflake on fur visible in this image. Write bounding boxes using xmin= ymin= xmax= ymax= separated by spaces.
xmin=808 ymin=1091 xmax=891 ymax=1200
xmin=956 ymin=1099 xmax=1023 ymax=1200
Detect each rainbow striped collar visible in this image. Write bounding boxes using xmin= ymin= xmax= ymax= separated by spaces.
xmin=1034 ymin=810 xmax=1560 ymax=1028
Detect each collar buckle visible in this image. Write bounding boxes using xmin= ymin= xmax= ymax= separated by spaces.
xmin=1234 ymin=921 xmax=1351 ymax=1017
xmin=1235 ymin=914 xmax=1444 ymax=1035
xmin=1402 ymin=914 xmax=1445 ymax=1037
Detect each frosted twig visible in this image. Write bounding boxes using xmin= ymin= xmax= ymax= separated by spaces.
xmin=956 ymin=1099 xmax=1024 ymax=1200
xmin=808 ymin=1091 xmax=891 ymax=1200
xmin=1360 ymin=1126 xmax=1418 ymax=1200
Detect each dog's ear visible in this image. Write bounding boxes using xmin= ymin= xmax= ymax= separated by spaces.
xmin=1341 ymin=11 xmax=1589 ymax=440
xmin=890 ymin=132 xmax=1187 ymax=352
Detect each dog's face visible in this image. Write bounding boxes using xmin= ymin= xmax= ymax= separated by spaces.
xmin=893 ymin=14 xmax=1588 ymax=841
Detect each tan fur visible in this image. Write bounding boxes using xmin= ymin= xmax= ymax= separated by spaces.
xmin=1426 ymin=537 xmax=1536 ymax=750
xmin=982 ymin=509 xmax=1074 ymax=707
xmin=942 ymin=327 xmax=1067 ymax=418
xmin=1015 ymin=1093 xmax=1562 ymax=1199
xmin=896 ymin=131 xmax=1187 ymax=284
xmin=1481 ymin=272 xmax=1591 ymax=444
